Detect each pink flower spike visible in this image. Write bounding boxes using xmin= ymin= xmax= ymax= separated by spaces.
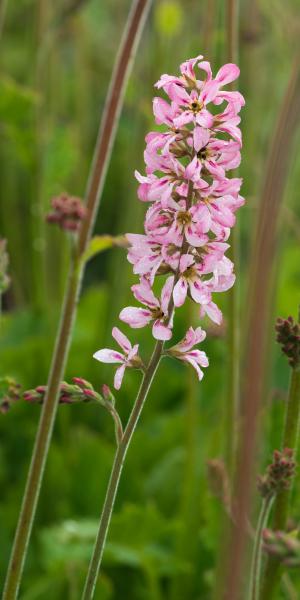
xmin=167 ymin=327 xmax=209 ymax=380
xmin=93 ymin=329 xmax=140 ymax=390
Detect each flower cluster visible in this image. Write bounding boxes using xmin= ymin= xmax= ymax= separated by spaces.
xmin=263 ymin=529 xmax=300 ymax=567
xmin=0 ymin=238 xmax=10 ymax=294
xmin=23 ymin=378 xmax=103 ymax=405
xmin=0 ymin=377 xmax=21 ymax=414
xmin=257 ymin=449 xmax=296 ymax=499
xmin=46 ymin=193 xmax=87 ymax=232
xmin=94 ymin=55 xmax=244 ymax=388
xmin=275 ymin=316 xmax=300 ymax=369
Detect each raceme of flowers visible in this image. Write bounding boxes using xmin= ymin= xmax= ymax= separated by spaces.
xmin=94 ymin=54 xmax=245 ymax=388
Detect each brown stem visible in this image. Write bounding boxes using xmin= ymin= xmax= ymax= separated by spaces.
xmin=2 ymin=2 xmax=152 ymax=598
xmin=223 ymin=57 xmax=300 ymax=600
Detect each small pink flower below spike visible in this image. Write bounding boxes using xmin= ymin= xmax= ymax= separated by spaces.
xmin=93 ymin=327 xmax=141 ymax=390
xmin=119 ymin=277 xmax=174 ymax=341
xmin=167 ymin=327 xmax=209 ymax=380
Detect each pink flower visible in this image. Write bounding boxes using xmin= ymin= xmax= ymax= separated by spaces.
xmin=167 ymin=326 xmax=209 ymax=380
xmin=93 ymin=327 xmax=141 ymax=390
xmin=145 ymin=199 xmax=208 ymax=247
xmin=120 ymin=277 xmax=174 ymax=340
xmin=156 ymin=60 xmax=241 ymax=131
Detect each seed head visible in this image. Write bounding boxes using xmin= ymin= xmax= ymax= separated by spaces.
xmin=275 ymin=316 xmax=300 ymax=369
xmin=257 ymin=448 xmax=296 ymax=499
xmin=263 ymin=529 xmax=300 ymax=567
xmin=0 ymin=239 xmax=10 ymax=294
xmin=46 ymin=193 xmax=87 ymax=232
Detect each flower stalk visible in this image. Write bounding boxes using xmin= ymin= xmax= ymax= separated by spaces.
xmin=260 ymin=314 xmax=300 ymax=599
xmin=88 ymin=53 xmax=244 ymax=598
xmin=3 ymin=2 xmax=152 ymax=597
xmin=81 ymin=339 xmax=163 ymax=600
xmin=249 ymin=495 xmax=274 ymax=600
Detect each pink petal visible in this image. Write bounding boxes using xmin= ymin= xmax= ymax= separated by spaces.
xmin=179 ymin=254 xmax=194 ymax=272
xmin=200 ymin=301 xmax=223 ymax=325
xmin=152 ymin=320 xmax=172 ymax=341
xmin=160 ymin=275 xmax=174 ymax=314
xmin=168 ymin=82 xmax=191 ymax=105
xmin=215 ymin=63 xmax=240 ymax=86
xmin=173 ymin=278 xmax=188 ymax=307
xmin=114 ymin=364 xmax=126 ymax=390
xmin=132 ymin=280 xmax=159 ymax=309
xmin=112 ymin=327 xmax=132 ymax=353
xmin=119 ymin=307 xmax=152 ymax=328
xmin=193 ymin=127 xmax=210 ymax=152
xmin=93 ymin=349 xmax=124 ymax=364
xmin=184 ymin=356 xmax=204 ymax=380
xmin=153 ymin=97 xmax=174 ymax=125
xmin=189 ymin=279 xmax=208 ymax=304
xmin=128 ymin=343 xmax=139 ymax=361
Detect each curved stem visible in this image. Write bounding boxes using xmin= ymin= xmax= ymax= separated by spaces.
xmin=3 ymin=2 xmax=152 ymax=598
xmin=248 ymin=496 xmax=273 ymax=600
xmin=81 ymin=341 xmax=163 ymax=600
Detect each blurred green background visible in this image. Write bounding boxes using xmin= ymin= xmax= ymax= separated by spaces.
xmin=1 ymin=0 xmax=300 ymax=598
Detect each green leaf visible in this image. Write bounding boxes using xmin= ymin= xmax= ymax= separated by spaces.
xmin=80 ymin=235 xmax=127 ymax=266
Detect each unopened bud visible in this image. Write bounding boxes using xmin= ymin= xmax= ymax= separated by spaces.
xmin=46 ymin=193 xmax=87 ymax=233
xmin=258 ymin=448 xmax=296 ymax=499
xmin=275 ymin=316 xmax=300 ymax=369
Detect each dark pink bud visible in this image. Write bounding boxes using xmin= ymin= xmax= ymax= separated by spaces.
xmin=60 ymin=395 xmax=72 ymax=404
xmin=102 ymin=384 xmax=111 ymax=400
xmin=36 ymin=385 xmax=47 ymax=394
xmin=83 ymin=389 xmax=97 ymax=399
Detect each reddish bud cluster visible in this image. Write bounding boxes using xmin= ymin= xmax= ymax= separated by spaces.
xmin=46 ymin=193 xmax=87 ymax=232
xmin=263 ymin=529 xmax=300 ymax=567
xmin=0 ymin=377 xmax=21 ymax=413
xmin=275 ymin=316 xmax=300 ymax=369
xmin=0 ymin=239 xmax=10 ymax=293
xmin=23 ymin=378 xmax=103 ymax=405
xmin=257 ymin=448 xmax=296 ymax=499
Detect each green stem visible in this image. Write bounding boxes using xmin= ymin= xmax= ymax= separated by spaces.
xmin=81 ymin=341 xmax=164 ymax=600
xmin=3 ymin=2 xmax=152 ymax=597
xmin=249 ymin=496 xmax=274 ymax=600
xmin=260 ymin=366 xmax=300 ymax=599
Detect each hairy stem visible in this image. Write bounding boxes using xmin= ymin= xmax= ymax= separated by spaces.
xmin=260 ymin=363 xmax=300 ymax=599
xmin=82 ymin=341 xmax=163 ymax=600
xmin=249 ymin=496 xmax=273 ymax=600
xmin=2 ymin=2 xmax=152 ymax=597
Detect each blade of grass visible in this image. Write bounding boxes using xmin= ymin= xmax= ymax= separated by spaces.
xmin=2 ymin=2 xmax=152 ymax=597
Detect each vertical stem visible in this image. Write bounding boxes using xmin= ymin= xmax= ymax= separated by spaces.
xmin=260 ymin=365 xmax=300 ymax=599
xmin=3 ymin=2 xmax=152 ymax=598
xmin=248 ymin=496 xmax=273 ymax=600
xmin=0 ymin=0 xmax=8 ymax=39
xmin=225 ymin=0 xmax=240 ymax=479
xmin=223 ymin=58 xmax=300 ymax=600
xmin=81 ymin=341 xmax=163 ymax=600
